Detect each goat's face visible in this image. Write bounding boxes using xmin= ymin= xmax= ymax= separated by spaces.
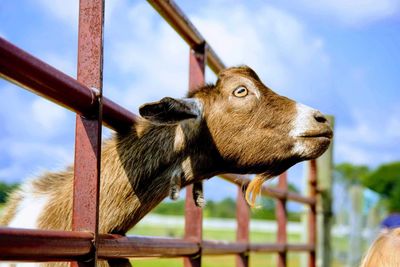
xmin=198 ymin=66 xmax=332 ymax=174
xmin=139 ymin=66 xmax=332 ymax=176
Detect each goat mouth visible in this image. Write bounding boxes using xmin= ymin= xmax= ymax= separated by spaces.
xmin=298 ymin=131 xmax=333 ymax=139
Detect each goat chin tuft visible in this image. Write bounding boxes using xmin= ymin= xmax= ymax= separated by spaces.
xmin=245 ymin=174 xmax=268 ymax=208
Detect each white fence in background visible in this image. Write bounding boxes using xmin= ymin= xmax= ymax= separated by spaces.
xmin=138 ymin=214 xmax=376 ymax=238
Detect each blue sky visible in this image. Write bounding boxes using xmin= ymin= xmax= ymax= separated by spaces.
xmin=0 ymin=0 xmax=400 ymax=200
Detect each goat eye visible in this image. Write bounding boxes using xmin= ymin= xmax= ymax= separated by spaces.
xmin=233 ymin=86 xmax=248 ymax=98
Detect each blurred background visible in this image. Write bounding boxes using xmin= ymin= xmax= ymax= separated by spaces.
xmin=1 ymin=0 xmax=400 ymax=266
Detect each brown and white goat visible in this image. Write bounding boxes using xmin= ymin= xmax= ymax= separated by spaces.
xmin=0 ymin=66 xmax=332 ymax=267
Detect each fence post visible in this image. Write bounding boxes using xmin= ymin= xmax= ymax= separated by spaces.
xmin=71 ymin=0 xmax=104 ymax=266
xmin=276 ymin=172 xmax=288 ymax=267
xmin=184 ymin=43 xmax=206 ymax=267
xmin=236 ymin=186 xmax=250 ymax=267
xmin=308 ymin=160 xmax=317 ymax=267
xmin=316 ymin=116 xmax=334 ymax=267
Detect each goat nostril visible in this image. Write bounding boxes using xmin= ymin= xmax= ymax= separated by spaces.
xmin=314 ymin=112 xmax=327 ymax=123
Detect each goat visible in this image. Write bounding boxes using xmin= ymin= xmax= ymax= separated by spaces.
xmin=0 ymin=66 xmax=332 ymax=267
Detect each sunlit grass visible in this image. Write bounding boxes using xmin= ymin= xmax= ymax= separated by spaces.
xmin=128 ymin=224 xmax=310 ymax=267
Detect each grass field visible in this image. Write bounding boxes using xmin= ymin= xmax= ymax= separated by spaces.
xmin=128 ymin=224 xmax=330 ymax=267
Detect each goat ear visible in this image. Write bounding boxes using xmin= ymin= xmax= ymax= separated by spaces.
xmin=139 ymin=97 xmax=201 ymax=124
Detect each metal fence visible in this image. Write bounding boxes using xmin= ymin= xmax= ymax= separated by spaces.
xmin=0 ymin=1 xmax=321 ymax=266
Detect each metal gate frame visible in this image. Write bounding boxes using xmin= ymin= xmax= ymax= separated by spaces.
xmin=0 ymin=1 xmax=320 ymax=266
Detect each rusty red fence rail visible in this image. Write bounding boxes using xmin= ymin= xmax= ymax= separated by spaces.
xmin=0 ymin=1 xmax=319 ymax=266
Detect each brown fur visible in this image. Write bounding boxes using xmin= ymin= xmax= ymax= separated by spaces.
xmin=0 ymin=191 xmax=21 ymax=226
xmin=0 ymin=66 xmax=332 ymax=267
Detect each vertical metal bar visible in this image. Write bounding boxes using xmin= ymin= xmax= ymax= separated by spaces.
xmin=71 ymin=0 xmax=104 ymax=266
xmin=184 ymin=44 xmax=206 ymax=267
xmin=184 ymin=187 xmax=202 ymax=267
xmin=236 ymin=186 xmax=250 ymax=267
xmin=308 ymin=160 xmax=317 ymax=267
xmin=276 ymin=172 xmax=288 ymax=267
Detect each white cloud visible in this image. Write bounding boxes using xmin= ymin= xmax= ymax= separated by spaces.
xmin=31 ymin=98 xmax=68 ymax=135
xmin=35 ymin=0 xmax=79 ymax=28
xmin=336 ymin=144 xmax=375 ymax=165
xmin=297 ymin=0 xmax=400 ymax=26
xmin=0 ymin=85 xmax=73 ymax=139
xmin=0 ymin=84 xmax=75 ymax=183
xmin=102 ymin=0 xmax=330 ymax=114
xmin=33 ymin=0 xmax=330 ymax=105
xmin=0 ymin=164 xmax=22 ymax=183
xmin=34 ymin=0 xmax=129 ymax=33
xmin=190 ymin=3 xmax=330 ymax=95
xmin=104 ymin=1 xmax=189 ymax=110
xmin=6 ymin=141 xmax=71 ymax=163
xmin=335 ymin=108 xmax=400 ymax=166
xmin=0 ymin=139 xmax=73 ymax=183
xmin=387 ymin=116 xmax=400 ymax=139
xmin=41 ymin=53 xmax=76 ymax=77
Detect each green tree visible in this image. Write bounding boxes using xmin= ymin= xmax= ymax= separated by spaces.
xmin=211 ymin=198 xmax=236 ymax=218
xmin=334 ymin=163 xmax=370 ymax=186
xmin=251 ymin=197 xmax=275 ymax=220
xmin=152 ymin=199 xmax=185 ymax=216
xmin=0 ymin=182 xmax=18 ymax=204
xmin=362 ymin=161 xmax=400 ymax=212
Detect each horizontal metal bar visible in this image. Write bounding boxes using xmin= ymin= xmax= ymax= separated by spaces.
xmin=147 ymin=0 xmax=225 ymax=74
xmin=287 ymin=192 xmax=315 ymax=205
xmin=249 ymin=243 xmax=314 ymax=253
xmin=0 ymin=229 xmax=315 ymax=261
xmin=206 ymin=47 xmax=225 ymax=76
xmin=220 ymin=174 xmax=316 ymax=205
xmin=0 ymin=227 xmax=93 ymax=262
xmin=0 ymin=37 xmax=137 ymax=132
xmin=102 ymin=98 xmax=138 ymax=131
xmin=202 ymin=241 xmax=247 ymax=255
xmin=249 ymin=243 xmax=285 ymax=253
xmin=99 ymin=238 xmax=314 ymax=257
xmin=97 ymin=235 xmax=199 ymax=258
xmin=286 ymin=244 xmax=315 ymax=252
